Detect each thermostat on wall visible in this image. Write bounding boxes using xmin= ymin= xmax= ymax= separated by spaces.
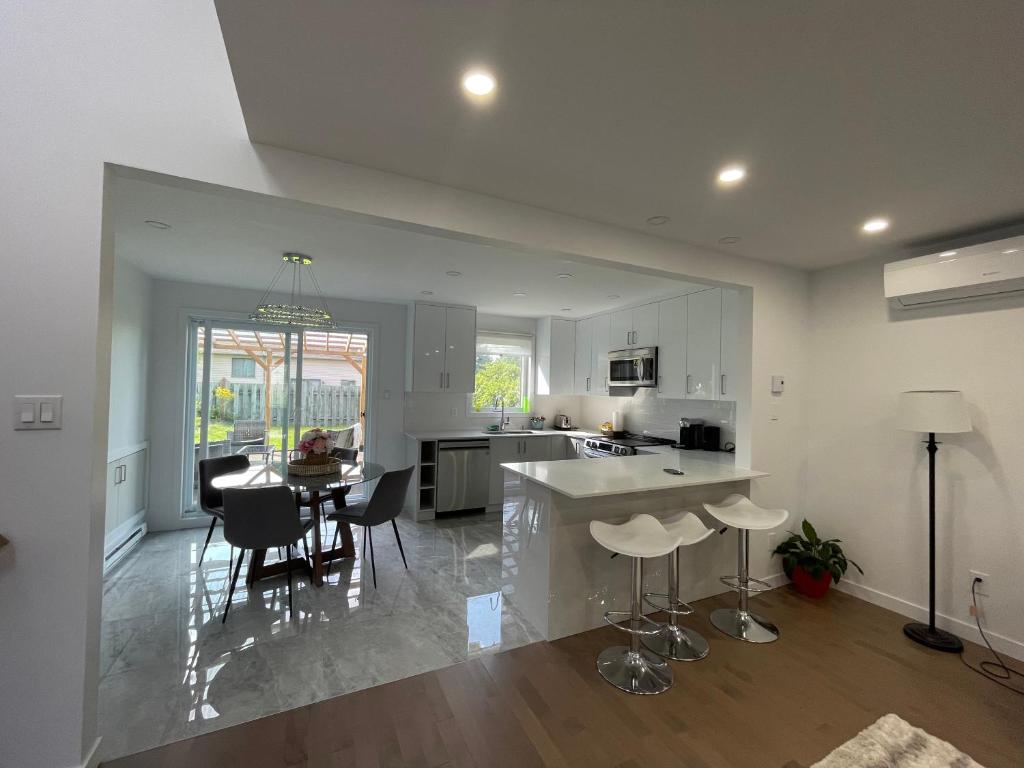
xmin=771 ymin=375 xmax=785 ymax=394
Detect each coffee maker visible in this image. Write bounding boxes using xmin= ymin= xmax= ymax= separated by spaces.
xmin=676 ymin=418 xmax=704 ymax=450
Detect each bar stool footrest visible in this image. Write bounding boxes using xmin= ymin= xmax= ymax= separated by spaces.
xmin=643 ymin=592 xmax=696 ymax=616
xmin=719 ymin=574 xmax=773 ymax=593
xmin=603 ymin=610 xmax=663 ymax=637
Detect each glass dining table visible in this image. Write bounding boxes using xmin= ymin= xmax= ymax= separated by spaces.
xmin=212 ymin=460 xmax=385 ymax=587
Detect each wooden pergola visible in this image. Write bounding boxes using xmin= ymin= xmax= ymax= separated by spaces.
xmin=204 ymin=328 xmax=368 ymax=436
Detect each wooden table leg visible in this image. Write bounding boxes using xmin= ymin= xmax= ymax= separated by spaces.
xmin=311 ymin=492 xmax=324 ymax=587
xmin=246 ymin=548 xmax=266 ymax=588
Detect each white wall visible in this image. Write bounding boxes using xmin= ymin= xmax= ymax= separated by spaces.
xmin=144 ymin=277 xmax=408 ymax=532
xmin=806 ymin=256 xmax=1024 ymax=657
xmin=107 ymin=258 xmax=152 ymax=454
xmin=0 ymin=3 xmax=808 ymax=765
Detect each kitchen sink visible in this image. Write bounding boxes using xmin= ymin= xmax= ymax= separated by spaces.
xmin=481 ymin=429 xmax=534 ymax=435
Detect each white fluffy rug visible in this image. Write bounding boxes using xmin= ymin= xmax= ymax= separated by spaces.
xmin=813 ymin=714 xmax=985 ymax=768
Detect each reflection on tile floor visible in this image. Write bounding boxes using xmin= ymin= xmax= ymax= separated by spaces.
xmin=98 ymin=509 xmax=540 ymax=760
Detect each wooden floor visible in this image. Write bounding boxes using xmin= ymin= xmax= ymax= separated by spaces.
xmin=104 ymin=588 xmax=1024 ymax=768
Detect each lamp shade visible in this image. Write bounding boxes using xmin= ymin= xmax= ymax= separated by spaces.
xmin=896 ymin=390 xmax=972 ymax=433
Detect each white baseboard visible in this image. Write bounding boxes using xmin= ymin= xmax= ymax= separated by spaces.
xmin=830 ymin=579 xmax=1024 ymax=662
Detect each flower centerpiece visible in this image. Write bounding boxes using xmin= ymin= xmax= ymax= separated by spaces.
xmin=296 ymin=428 xmax=336 ymax=465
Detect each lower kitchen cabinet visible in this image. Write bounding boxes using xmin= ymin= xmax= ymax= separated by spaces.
xmin=488 ymin=437 xmax=553 ymax=506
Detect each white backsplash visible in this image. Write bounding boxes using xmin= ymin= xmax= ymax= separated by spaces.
xmin=403 ymin=392 xmax=581 ymax=432
xmin=578 ymin=389 xmax=737 ymax=446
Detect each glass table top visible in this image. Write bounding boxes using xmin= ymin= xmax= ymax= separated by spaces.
xmin=211 ymin=461 xmax=386 ymax=493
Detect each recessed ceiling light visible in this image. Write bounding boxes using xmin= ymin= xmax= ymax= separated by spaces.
xmin=144 ymin=219 xmax=170 ymax=229
xmin=606 ymin=294 xmax=620 ymax=299
xmin=939 ymin=251 xmax=958 ymax=258
xmin=557 ymin=273 xmax=574 ymax=279
xmin=861 ymin=217 xmax=890 ymax=234
xmin=560 ymin=307 xmax=572 ymax=312
xmin=719 ymin=236 xmax=742 ymax=245
xmin=512 ymin=292 xmax=526 ymax=297
xmin=646 ymin=215 xmax=670 ymax=226
xmin=1003 ymin=249 xmax=1019 ymax=254
xmin=445 ymin=271 xmax=462 ymax=277
xmin=717 ymin=165 xmax=746 ymax=185
xmin=461 ymin=70 xmax=496 ymax=96
xmin=421 ymin=290 xmax=434 ymax=295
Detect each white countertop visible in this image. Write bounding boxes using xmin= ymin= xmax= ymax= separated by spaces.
xmin=405 ymin=429 xmax=597 ymax=441
xmin=500 ymin=454 xmax=766 ymax=498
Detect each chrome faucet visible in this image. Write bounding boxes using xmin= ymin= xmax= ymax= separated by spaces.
xmin=494 ymin=396 xmax=508 ymax=431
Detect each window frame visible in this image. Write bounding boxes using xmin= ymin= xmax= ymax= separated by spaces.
xmin=469 ymin=331 xmax=534 ymax=416
xmin=230 ymin=356 xmax=257 ymax=379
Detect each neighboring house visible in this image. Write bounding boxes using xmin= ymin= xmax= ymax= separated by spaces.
xmin=209 ymin=352 xmax=361 ymax=387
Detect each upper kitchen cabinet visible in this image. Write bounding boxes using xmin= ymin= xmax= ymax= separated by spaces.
xmin=656 ymin=295 xmax=687 ymax=399
xmin=609 ymin=303 xmax=659 ymax=349
xmin=719 ymin=288 xmax=741 ymax=401
xmin=407 ymin=303 xmax=477 ymax=393
xmin=685 ymin=288 xmax=722 ymax=399
xmin=573 ymin=317 xmax=593 ymax=394
xmin=536 ymin=317 xmax=575 ymax=396
xmin=590 ymin=312 xmax=611 ymax=394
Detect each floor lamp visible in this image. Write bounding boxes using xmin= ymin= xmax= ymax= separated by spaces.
xmin=896 ymin=390 xmax=972 ymax=653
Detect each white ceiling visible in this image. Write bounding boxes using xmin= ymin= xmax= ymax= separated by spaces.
xmin=213 ymin=0 xmax=1024 ymax=270
xmin=113 ymin=175 xmax=708 ymax=318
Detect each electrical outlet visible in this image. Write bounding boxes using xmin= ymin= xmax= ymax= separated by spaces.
xmin=969 ymin=569 xmax=990 ymax=597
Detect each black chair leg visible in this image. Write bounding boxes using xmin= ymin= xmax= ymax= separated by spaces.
xmin=199 ymin=517 xmax=217 ymax=566
xmin=286 ymin=545 xmax=294 ymax=618
xmin=392 ymin=519 xmax=408 ymax=569
xmin=222 ymin=548 xmax=245 ymax=624
xmin=228 ymin=546 xmax=234 ymax=576
xmin=366 ymin=526 xmax=377 ymax=589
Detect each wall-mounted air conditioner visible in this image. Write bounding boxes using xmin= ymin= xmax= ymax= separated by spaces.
xmin=884 ymin=235 xmax=1024 ymax=308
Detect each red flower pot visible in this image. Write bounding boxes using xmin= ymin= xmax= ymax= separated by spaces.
xmin=792 ymin=565 xmax=832 ymax=598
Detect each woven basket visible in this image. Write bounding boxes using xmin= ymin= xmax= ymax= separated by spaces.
xmin=287 ymin=457 xmax=342 ymax=477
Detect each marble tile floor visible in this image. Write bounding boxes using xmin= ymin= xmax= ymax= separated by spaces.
xmin=98 ymin=509 xmax=542 ymax=761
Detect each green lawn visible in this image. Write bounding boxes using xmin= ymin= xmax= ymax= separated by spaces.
xmin=195 ymin=419 xmax=355 ymax=452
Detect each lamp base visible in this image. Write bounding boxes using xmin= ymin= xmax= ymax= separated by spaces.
xmin=903 ymin=622 xmax=963 ymax=653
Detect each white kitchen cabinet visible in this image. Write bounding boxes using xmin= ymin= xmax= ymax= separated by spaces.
xmin=536 ymin=317 xmax=575 ymax=395
xmin=686 ymin=288 xmax=722 ymax=400
xmin=407 ymin=303 xmax=477 ymax=393
xmin=632 ymin=303 xmax=660 ymax=348
xmin=488 ymin=436 xmax=552 ymax=505
xmin=573 ymin=317 xmax=593 ymax=394
xmin=609 ymin=304 xmax=659 ymax=349
xmin=443 ymin=305 xmax=477 ymax=393
xmin=609 ymin=309 xmax=633 ymax=350
xmin=719 ymin=288 xmax=740 ymax=401
xmin=565 ymin=436 xmax=585 ymax=459
xmin=590 ymin=312 xmax=611 ymax=394
xmin=656 ymin=296 xmax=688 ymax=399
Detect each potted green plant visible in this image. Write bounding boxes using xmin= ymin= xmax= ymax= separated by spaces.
xmin=772 ymin=520 xmax=863 ymax=598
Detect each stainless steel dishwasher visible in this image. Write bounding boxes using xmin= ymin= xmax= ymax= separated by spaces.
xmin=436 ymin=440 xmax=491 ymax=514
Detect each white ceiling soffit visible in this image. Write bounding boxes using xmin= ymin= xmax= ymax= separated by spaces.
xmin=113 ymin=175 xmax=709 ymax=318
xmin=213 ymin=0 xmax=1024 ymax=271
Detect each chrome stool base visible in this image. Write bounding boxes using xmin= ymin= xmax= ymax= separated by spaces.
xmin=597 ymin=646 xmax=674 ymax=695
xmin=642 ymin=623 xmax=710 ymax=661
xmin=710 ymin=607 xmax=780 ymax=644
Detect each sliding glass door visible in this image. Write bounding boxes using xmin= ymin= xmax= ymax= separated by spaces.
xmin=182 ymin=320 xmax=370 ymax=514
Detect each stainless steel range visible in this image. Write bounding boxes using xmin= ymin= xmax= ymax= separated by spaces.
xmin=582 ymin=433 xmax=673 ymax=458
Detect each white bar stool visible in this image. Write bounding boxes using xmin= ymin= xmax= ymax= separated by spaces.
xmin=703 ymin=494 xmax=789 ymax=644
xmin=641 ymin=511 xmax=715 ymax=661
xmin=590 ymin=514 xmax=683 ymax=695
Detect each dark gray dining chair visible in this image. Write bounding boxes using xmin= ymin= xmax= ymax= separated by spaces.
xmin=326 ymin=466 xmax=414 ymax=588
xmin=198 ymin=454 xmax=250 ymax=567
xmin=221 ymin=485 xmax=314 ymax=623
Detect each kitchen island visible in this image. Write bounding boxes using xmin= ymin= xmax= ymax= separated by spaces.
xmin=500 ymin=454 xmax=768 ymax=640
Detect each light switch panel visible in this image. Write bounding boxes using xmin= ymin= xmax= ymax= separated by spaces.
xmin=14 ymin=396 xmax=62 ymax=430
xmin=771 ymin=375 xmax=785 ymax=395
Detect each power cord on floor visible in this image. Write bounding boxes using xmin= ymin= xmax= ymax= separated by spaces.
xmin=959 ymin=577 xmax=1024 ymax=695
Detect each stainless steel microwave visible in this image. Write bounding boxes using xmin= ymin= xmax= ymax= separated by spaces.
xmin=608 ymin=347 xmax=658 ymax=387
